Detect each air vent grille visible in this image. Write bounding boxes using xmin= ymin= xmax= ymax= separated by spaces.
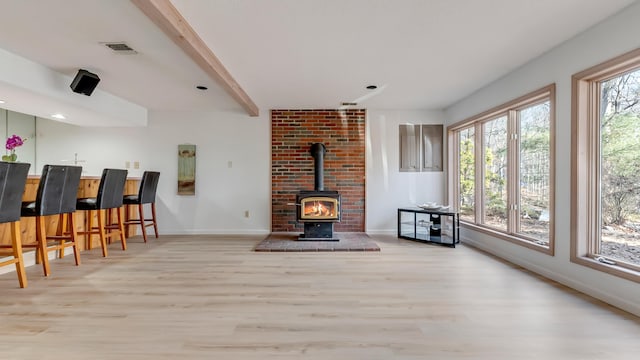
xmin=102 ymin=42 xmax=138 ymax=54
xmin=341 ymin=102 xmax=358 ymax=106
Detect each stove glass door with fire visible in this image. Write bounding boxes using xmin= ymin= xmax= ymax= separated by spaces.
xmin=300 ymin=197 xmax=339 ymax=221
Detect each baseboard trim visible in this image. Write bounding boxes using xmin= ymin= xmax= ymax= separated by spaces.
xmin=160 ymin=229 xmax=271 ymax=236
xmin=364 ymin=229 xmax=396 ymax=235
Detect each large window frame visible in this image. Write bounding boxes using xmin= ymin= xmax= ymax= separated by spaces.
xmin=571 ymin=48 xmax=640 ymax=282
xmin=448 ymin=85 xmax=556 ymax=255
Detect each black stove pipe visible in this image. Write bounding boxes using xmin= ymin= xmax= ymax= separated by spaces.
xmin=310 ymin=143 xmax=326 ymax=191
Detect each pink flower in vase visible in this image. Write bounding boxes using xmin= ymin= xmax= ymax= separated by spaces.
xmin=3 ymin=134 xmax=26 ymax=162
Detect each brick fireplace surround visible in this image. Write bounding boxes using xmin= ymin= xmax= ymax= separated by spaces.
xmin=271 ymin=109 xmax=366 ymax=232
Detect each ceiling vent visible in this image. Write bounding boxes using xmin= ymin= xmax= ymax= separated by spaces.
xmin=102 ymin=42 xmax=138 ymax=54
xmin=341 ymin=102 xmax=358 ymax=106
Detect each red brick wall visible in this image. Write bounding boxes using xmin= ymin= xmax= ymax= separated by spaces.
xmin=271 ymin=109 xmax=366 ymax=232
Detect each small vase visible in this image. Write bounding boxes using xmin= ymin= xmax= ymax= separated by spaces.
xmin=2 ymin=152 xmax=17 ymax=162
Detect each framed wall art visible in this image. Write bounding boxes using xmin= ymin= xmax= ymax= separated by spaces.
xmin=178 ymin=144 xmax=196 ymax=195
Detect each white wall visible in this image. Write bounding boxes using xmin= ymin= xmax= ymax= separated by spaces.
xmin=366 ymin=109 xmax=446 ymax=234
xmin=35 ymin=109 xmax=271 ymax=235
xmin=444 ymin=2 xmax=640 ymax=317
xmin=35 ymin=107 xmax=447 ymax=237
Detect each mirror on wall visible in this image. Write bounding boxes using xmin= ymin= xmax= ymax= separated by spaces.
xmin=1 ymin=108 xmax=36 ymax=173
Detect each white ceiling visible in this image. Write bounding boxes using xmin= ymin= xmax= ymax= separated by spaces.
xmin=0 ymin=0 xmax=637 ymax=121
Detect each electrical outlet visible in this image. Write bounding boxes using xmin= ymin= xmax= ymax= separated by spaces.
xmin=228 ymin=161 xmax=233 ymax=168
xmin=134 ymin=161 xmax=140 ymax=169
xmin=125 ymin=161 xmax=130 ymax=169
xmin=244 ymin=210 xmax=249 ymax=218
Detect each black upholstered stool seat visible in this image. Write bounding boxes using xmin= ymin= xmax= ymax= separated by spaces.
xmin=19 ymin=201 xmax=37 ymax=215
xmin=76 ymin=168 xmax=128 ymax=257
xmin=123 ymin=171 xmax=160 ymax=243
xmin=0 ymin=161 xmax=31 ymax=287
xmin=76 ymin=198 xmax=98 ymax=209
xmin=19 ymin=165 xmax=83 ymax=277
xmin=122 ymin=195 xmax=137 ymax=203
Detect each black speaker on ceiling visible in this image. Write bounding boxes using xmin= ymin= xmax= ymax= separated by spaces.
xmin=70 ymin=69 xmax=100 ymax=96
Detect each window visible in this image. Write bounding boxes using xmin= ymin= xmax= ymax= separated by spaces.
xmin=571 ymin=48 xmax=640 ymax=281
xmin=457 ymin=127 xmax=475 ymax=222
xmin=449 ymin=85 xmax=555 ymax=254
xmin=482 ymin=115 xmax=508 ymax=232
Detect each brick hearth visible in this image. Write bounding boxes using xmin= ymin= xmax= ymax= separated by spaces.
xmin=271 ymin=109 xmax=365 ymax=232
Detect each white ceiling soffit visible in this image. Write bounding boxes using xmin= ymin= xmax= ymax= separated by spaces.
xmin=0 ymin=0 xmax=243 ymax=123
xmin=0 ymin=48 xmax=147 ymax=127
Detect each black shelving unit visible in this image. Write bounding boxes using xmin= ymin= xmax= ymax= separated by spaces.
xmin=397 ymin=207 xmax=460 ymax=248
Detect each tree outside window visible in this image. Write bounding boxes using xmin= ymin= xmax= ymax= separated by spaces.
xmin=599 ymin=69 xmax=640 ymax=267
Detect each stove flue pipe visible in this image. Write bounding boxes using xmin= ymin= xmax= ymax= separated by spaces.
xmin=309 ymin=143 xmax=326 ymax=191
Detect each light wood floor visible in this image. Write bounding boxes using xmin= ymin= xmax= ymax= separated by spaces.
xmin=1 ymin=234 xmax=639 ymax=359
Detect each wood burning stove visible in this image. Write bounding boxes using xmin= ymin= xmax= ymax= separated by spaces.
xmin=297 ymin=143 xmax=340 ymax=241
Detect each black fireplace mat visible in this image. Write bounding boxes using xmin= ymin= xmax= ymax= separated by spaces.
xmin=254 ymin=232 xmax=380 ymax=252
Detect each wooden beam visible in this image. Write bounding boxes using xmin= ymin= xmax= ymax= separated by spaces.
xmin=131 ymin=0 xmax=259 ymax=116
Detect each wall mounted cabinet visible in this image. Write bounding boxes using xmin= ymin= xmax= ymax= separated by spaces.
xmin=399 ymin=124 xmax=442 ymax=172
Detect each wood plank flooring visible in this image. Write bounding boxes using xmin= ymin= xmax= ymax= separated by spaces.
xmin=1 ymin=234 xmax=639 ymax=359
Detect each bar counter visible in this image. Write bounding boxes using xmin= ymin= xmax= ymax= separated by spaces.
xmin=0 ymin=175 xmax=140 ymax=252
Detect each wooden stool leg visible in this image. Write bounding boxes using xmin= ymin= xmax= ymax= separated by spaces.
xmin=105 ymin=208 xmax=113 ymax=244
xmin=36 ymin=216 xmax=51 ymax=277
xmin=68 ymin=212 xmax=81 ymax=266
xmin=86 ymin=210 xmax=94 ymax=250
xmin=10 ymin=221 xmax=27 ymax=288
xmin=138 ymin=203 xmax=147 ymax=243
xmin=124 ymin=204 xmax=131 ymax=238
xmin=97 ymin=209 xmax=108 ymax=257
xmin=35 ymin=245 xmax=41 ymax=265
xmin=117 ymin=207 xmax=127 ymax=251
xmin=57 ymin=213 xmax=67 ymax=259
xmin=151 ymin=202 xmax=159 ymax=238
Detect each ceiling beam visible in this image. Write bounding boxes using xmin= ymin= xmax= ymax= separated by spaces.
xmin=131 ymin=0 xmax=259 ymax=116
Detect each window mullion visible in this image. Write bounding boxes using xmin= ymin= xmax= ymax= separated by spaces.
xmin=474 ymin=122 xmax=483 ymax=223
xmin=508 ymin=110 xmax=519 ymax=234
xmin=452 ymin=130 xmax=461 ymax=217
xmin=590 ymin=81 xmax=602 ymax=256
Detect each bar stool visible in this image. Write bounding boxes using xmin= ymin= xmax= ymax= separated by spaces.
xmin=0 ymin=162 xmax=31 ymax=287
xmin=20 ymin=165 xmax=83 ymax=277
xmin=123 ymin=171 xmax=160 ymax=243
xmin=76 ymin=168 xmax=128 ymax=257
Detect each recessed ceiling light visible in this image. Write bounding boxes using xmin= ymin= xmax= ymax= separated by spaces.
xmin=51 ymin=113 xmax=66 ymax=120
xmin=0 ymin=100 xmax=5 ymax=104
xmin=366 ymin=85 xmax=377 ymax=90
xmin=196 ymin=85 xmax=208 ymax=90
